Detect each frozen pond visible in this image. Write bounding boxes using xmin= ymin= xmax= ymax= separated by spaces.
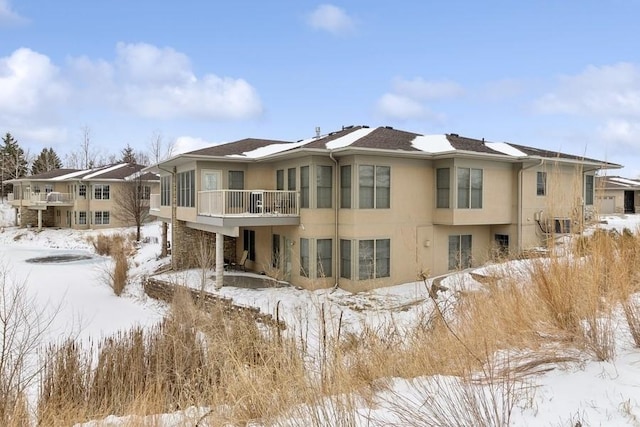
xmin=0 ymin=244 xmax=165 ymax=343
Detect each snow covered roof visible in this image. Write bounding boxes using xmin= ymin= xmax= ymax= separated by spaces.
xmin=10 ymin=163 xmax=159 ymax=183
xmin=174 ymin=126 xmax=618 ymax=168
xmin=597 ymin=176 xmax=640 ymax=189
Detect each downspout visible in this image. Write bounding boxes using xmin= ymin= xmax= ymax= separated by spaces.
xmin=518 ymin=159 xmax=544 ymax=252
xmin=329 ymin=151 xmax=339 ymax=289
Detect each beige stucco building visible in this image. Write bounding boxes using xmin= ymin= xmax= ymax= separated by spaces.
xmin=6 ymin=163 xmax=159 ymax=230
xmin=147 ymin=126 xmax=619 ymax=292
xmin=595 ymin=176 xmax=640 ymax=214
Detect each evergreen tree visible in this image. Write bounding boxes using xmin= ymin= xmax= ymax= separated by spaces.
xmin=31 ymin=147 xmax=62 ymax=175
xmin=121 ymin=144 xmax=136 ymax=164
xmin=1 ymin=133 xmax=28 ymax=180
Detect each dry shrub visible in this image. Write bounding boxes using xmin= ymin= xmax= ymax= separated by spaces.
xmin=36 ymin=288 xmax=307 ymax=426
xmin=87 ymin=233 xmax=134 ymax=257
xmin=623 ymin=298 xmax=640 ymax=348
xmin=111 ymin=251 xmax=129 ymax=296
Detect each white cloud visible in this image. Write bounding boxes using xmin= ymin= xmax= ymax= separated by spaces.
xmin=392 ymin=77 xmax=464 ymax=100
xmin=0 ymin=48 xmax=69 ymax=116
xmin=598 ymin=119 xmax=640 ymax=146
xmin=534 ymin=63 xmax=640 ymax=117
xmin=375 ymin=93 xmax=443 ymax=121
xmin=0 ymin=0 xmax=26 ymax=26
xmin=375 ymin=77 xmax=462 ymax=121
xmin=307 ymin=4 xmax=355 ymax=35
xmin=173 ymin=136 xmax=215 ymax=155
xmin=69 ymin=42 xmax=263 ymax=120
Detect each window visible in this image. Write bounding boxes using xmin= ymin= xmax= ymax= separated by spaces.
xmin=494 ymin=234 xmax=509 ymax=256
xmin=138 ymin=185 xmax=151 ymax=200
xmin=177 ymin=170 xmax=195 ymax=207
xmin=300 ymin=238 xmax=310 ymax=277
xmin=79 ymin=184 xmax=87 ymax=198
xmin=317 ymin=239 xmax=332 ymax=278
xmin=287 ymin=168 xmax=296 ymax=191
xmin=448 ymin=235 xmax=472 ymax=270
xmin=457 ymin=168 xmax=482 ymax=209
xmin=160 ymin=176 xmax=171 ymax=206
xmin=33 ymin=185 xmax=40 ymax=194
xmin=317 ymin=165 xmax=332 ymax=208
xmin=276 ymin=169 xmax=284 ymax=191
xmin=340 ymin=239 xmax=351 ymax=279
xmin=272 ymin=234 xmax=281 ymax=268
xmin=94 ymin=184 xmax=110 ymax=200
xmin=436 ymin=168 xmax=450 ymax=208
xmin=44 ymin=185 xmax=54 ymax=194
xmin=78 ymin=211 xmax=87 ymax=225
xmin=340 ymin=165 xmax=351 ymax=209
xmin=229 ymin=171 xmax=244 ymax=190
xmin=358 ymin=239 xmax=390 ymax=280
xmin=300 ymin=166 xmax=309 ymax=208
xmin=229 ymin=170 xmax=244 ymax=208
xmin=359 ymin=165 xmax=390 ymax=209
xmin=94 ymin=211 xmax=110 ymax=225
xmin=585 ymin=175 xmax=594 ymax=205
xmin=243 ymin=229 xmax=256 ymax=261
xmin=537 ymin=171 xmax=547 ymax=196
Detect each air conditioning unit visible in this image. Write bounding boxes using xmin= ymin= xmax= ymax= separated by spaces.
xmin=554 ymin=218 xmax=571 ymax=234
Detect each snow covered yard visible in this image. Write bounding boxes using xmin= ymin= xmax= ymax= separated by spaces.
xmin=3 ymin=203 xmax=640 ymax=426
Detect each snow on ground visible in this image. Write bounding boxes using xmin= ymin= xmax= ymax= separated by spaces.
xmin=3 ymin=201 xmax=640 ymax=426
xmin=0 ymin=205 xmax=168 ymax=344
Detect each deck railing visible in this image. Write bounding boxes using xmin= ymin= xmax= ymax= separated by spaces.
xmin=197 ymin=190 xmax=299 ymax=217
xmin=8 ymin=192 xmax=73 ymax=204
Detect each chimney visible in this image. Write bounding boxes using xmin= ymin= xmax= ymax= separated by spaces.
xmin=315 ymin=126 xmax=321 ymax=138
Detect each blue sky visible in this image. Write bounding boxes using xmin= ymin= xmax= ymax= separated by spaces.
xmin=1 ymin=0 xmax=640 ymax=174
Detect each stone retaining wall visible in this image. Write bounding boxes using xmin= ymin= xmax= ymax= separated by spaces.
xmin=143 ymin=277 xmax=285 ymax=330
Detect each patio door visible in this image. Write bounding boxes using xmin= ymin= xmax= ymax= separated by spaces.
xmin=283 ymin=237 xmax=292 ymax=281
xmin=201 ymin=170 xmax=222 ymax=214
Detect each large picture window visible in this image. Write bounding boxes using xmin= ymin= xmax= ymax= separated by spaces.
xmin=177 ymin=170 xmax=195 ymax=207
xmin=300 ymin=166 xmax=309 ymax=209
xmin=243 ymin=229 xmax=256 ymax=261
xmin=317 ymin=165 xmax=333 ymax=208
xmin=94 ymin=184 xmax=110 ymax=200
xmin=94 ymin=211 xmax=110 ymax=225
xmin=316 ymin=239 xmax=332 ymax=278
xmin=229 ymin=171 xmax=244 ymax=190
xmin=340 ymin=165 xmax=351 ymax=209
xmin=537 ymin=171 xmax=547 ymax=196
xmin=276 ymin=169 xmax=284 ymax=191
xmin=457 ymin=168 xmax=482 ymax=209
xmin=160 ymin=176 xmax=171 ymax=206
xmin=300 ymin=238 xmax=309 ymax=277
xmin=358 ymin=238 xmax=390 ymax=280
xmin=287 ymin=168 xmax=296 ymax=191
xmin=340 ymin=239 xmax=351 ymax=279
xmin=585 ymin=175 xmax=594 ymax=205
xmin=436 ymin=168 xmax=450 ymax=208
xmin=449 ymin=235 xmax=472 ymax=270
xmin=359 ymin=165 xmax=390 ymax=209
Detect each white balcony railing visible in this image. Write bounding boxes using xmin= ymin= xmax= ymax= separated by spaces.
xmin=198 ymin=190 xmax=299 ymax=217
xmin=31 ymin=192 xmax=73 ymax=204
xmin=8 ymin=192 xmax=73 ymax=205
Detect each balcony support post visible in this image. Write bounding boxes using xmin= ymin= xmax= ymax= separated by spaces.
xmin=215 ymin=232 xmax=224 ymax=289
xmin=37 ymin=209 xmax=42 ymax=231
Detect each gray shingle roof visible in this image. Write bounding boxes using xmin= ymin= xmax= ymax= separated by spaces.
xmin=177 ymin=126 xmax=618 ymax=167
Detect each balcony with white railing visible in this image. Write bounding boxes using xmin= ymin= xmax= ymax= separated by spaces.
xmin=198 ymin=190 xmax=299 ymax=218
xmin=7 ymin=192 xmax=74 ymax=206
